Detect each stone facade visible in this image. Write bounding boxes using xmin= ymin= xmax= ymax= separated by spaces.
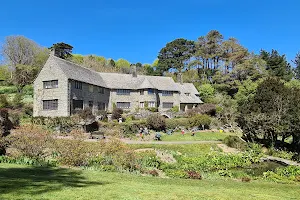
xmin=33 ymin=55 xmax=202 ymax=117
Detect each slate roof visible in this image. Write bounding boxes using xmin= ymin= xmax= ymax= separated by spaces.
xmin=47 ymin=56 xmax=202 ymax=104
xmin=175 ymin=83 xmax=203 ymax=104
xmin=50 ymin=55 xmax=107 ymax=87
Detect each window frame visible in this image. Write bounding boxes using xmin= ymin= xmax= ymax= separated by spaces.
xmin=162 ymin=102 xmax=174 ymax=109
xmin=74 ymin=81 xmax=82 ymax=90
xmin=43 ymin=99 xmax=58 ymax=110
xmin=43 ymin=80 xmax=58 ymax=89
xmin=116 ymin=102 xmax=131 ymax=109
xmin=116 ymin=89 xmax=131 ymax=95
xmin=148 ymin=101 xmax=156 ymax=108
xmin=140 ymin=102 xmax=144 ymax=108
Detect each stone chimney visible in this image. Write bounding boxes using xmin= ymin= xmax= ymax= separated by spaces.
xmin=131 ymin=65 xmax=137 ymax=78
xmin=177 ymin=73 xmax=183 ymax=84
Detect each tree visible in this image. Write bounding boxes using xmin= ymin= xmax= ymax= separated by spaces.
xmin=158 ymin=38 xmax=195 ymax=83
xmin=197 ymin=84 xmax=215 ymax=102
xmin=1 ymin=36 xmax=40 ymax=66
xmin=107 ymin=59 xmax=116 ymax=67
xmin=49 ymin=42 xmax=73 ymax=59
xmin=1 ymin=36 xmax=49 ymax=92
xmin=293 ymin=52 xmax=300 ymax=79
xmin=238 ymin=78 xmax=290 ymax=145
xmin=260 ymin=49 xmax=293 ymax=81
xmin=115 ymin=58 xmax=130 ymax=69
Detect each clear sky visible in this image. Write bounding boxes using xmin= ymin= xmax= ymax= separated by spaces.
xmin=0 ymin=0 xmax=299 ymax=64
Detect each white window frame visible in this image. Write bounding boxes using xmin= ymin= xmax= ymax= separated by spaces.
xmin=117 ymin=102 xmax=130 ymax=109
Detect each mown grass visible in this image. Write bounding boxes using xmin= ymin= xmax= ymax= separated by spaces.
xmin=161 ymin=131 xmax=236 ymax=141
xmin=0 ymin=163 xmax=299 ymax=200
xmin=128 ymin=143 xmax=221 ymax=156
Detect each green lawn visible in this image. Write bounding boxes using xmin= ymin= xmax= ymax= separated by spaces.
xmin=128 ymin=143 xmax=220 ymax=156
xmin=161 ymin=131 xmax=235 ymax=141
xmin=0 ymin=163 xmax=299 ymax=200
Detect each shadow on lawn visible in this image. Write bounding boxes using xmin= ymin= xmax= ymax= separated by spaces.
xmin=0 ymin=165 xmax=109 ymax=196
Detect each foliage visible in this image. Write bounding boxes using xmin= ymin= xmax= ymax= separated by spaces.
xmin=50 ymin=42 xmax=73 ymax=59
xmin=260 ymin=49 xmax=293 ymax=81
xmin=189 ymin=114 xmax=211 ymax=129
xmin=223 ymin=135 xmax=247 ymax=150
xmin=170 ymin=106 xmax=179 ymax=113
xmin=7 ymin=125 xmax=53 ymax=159
xmin=111 ymin=108 xmax=123 ymax=120
xmin=187 ymin=170 xmax=202 ymax=179
xmin=146 ymin=114 xmax=166 ymax=131
xmin=158 ymin=38 xmax=195 ymax=82
xmin=165 ymin=118 xmax=190 ymax=129
xmin=31 ymin=116 xmax=76 ymax=132
xmin=11 ymin=93 xmax=23 ymax=109
xmin=197 ymin=84 xmax=215 ymax=102
xmin=267 ymin=147 xmax=295 ymax=160
xmin=0 ymin=86 xmax=18 ymax=94
xmin=264 ymin=166 xmax=300 ymax=182
xmin=186 ymin=104 xmax=216 ymax=117
xmin=293 ymin=52 xmax=300 ymax=80
xmin=115 ymin=58 xmax=130 ymax=69
xmin=0 ymin=95 xmax=9 ymax=108
xmin=77 ymin=108 xmax=95 ymax=122
xmin=120 ymin=120 xmax=147 ymax=137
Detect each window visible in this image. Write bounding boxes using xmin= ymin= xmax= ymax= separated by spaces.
xmin=43 ymin=99 xmax=58 ymax=110
xmin=75 ymin=81 xmax=82 ymax=89
xmin=73 ymin=100 xmax=83 ymax=110
xmin=140 ymin=102 xmax=144 ymax=108
xmin=88 ymin=101 xmax=93 ymax=108
xmin=99 ymin=87 xmax=104 ymax=94
xmin=43 ymin=80 xmax=58 ymax=89
xmin=140 ymin=90 xmax=144 ymax=95
xmin=117 ymin=102 xmax=130 ymax=109
xmin=97 ymin=102 xmax=106 ymax=110
xmin=148 ymin=89 xmax=154 ymax=95
xmin=162 ymin=91 xmax=173 ymax=96
xmin=116 ymin=89 xmax=130 ymax=95
xmin=185 ymin=93 xmax=190 ymax=96
xmin=89 ymin=85 xmax=94 ymax=92
xmin=148 ymin=101 xmax=155 ymax=108
xmin=163 ymin=102 xmax=173 ymax=109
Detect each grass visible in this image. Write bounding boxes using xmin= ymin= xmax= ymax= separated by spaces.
xmin=0 ymin=163 xmax=299 ymax=200
xmin=128 ymin=143 xmax=220 ymax=156
xmin=161 ymin=131 xmax=236 ymax=141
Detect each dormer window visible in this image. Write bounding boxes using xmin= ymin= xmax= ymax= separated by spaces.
xmin=43 ymin=80 xmax=58 ymax=89
xmin=185 ymin=93 xmax=190 ymax=96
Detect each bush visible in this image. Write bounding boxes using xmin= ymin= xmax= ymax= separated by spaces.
xmin=189 ymin=114 xmax=211 ymax=129
xmin=77 ymin=108 xmax=95 ymax=121
xmin=146 ymin=114 xmax=166 ymax=131
xmin=170 ymin=106 xmax=179 ymax=113
xmin=11 ymin=93 xmax=23 ymax=109
xmin=0 ymin=95 xmax=9 ymax=108
xmin=0 ymin=86 xmax=18 ymax=94
xmin=7 ymin=125 xmax=53 ymax=159
xmin=223 ymin=135 xmax=247 ymax=150
xmin=187 ymin=170 xmax=202 ymax=179
xmin=31 ymin=116 xmax=76 ymax=133
xmin=112 ymin=108 xmax=123 ymax=120
xmin=186 ymin=104 xmax=216 ymax=117
xmin=23 ymin=85 xmax=33 ymax=96
xmin=166 ymin=118 xmax=190 ymax=129
xmin=120 ymin=120 xmax=147 ymax=137
xmin=146 ymin=107 xmax=158 ymax=112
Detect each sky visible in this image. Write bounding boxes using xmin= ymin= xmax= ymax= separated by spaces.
xmin=0 ymin=0 xmax=299 ymax=65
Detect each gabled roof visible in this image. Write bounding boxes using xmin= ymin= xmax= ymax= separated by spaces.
xmin=175 ymin=83 xmax=203 ymax=104
xmin=48 ymin=55 xmax=107 ymax=87
xmin=97 ymin=73 xmax=179 ymax=91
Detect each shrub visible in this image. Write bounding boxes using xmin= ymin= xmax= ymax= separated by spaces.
xmin=223 ymin=135 xmax=247 ymax=150
xmin=187 ymin=170 xmax=202 ymax=179
xmin=170 ymin=106 xmax=179 ymax=113
xmin=23 ymin=104 xmax=33 ymax=117
xmin=11 ymin=93 xmax=23 ymax=109
xmin=7 ymin=125 xmax=53 ymax=159
xmin=166 ymin=118 xmax=190 ymax=129
xmin=23 ymin=85 xmax=33 ymax=96
xmin=77 ymin=108 xmax=95 ymax=121
xmin=164 ymin=169 xmax=188 ymax=178
xmin=186 ymin=104 xmax=216 ymax=117
xmin=120 ymin=120 xmax=147 ymax=137
xmin=0 ymin=95 xmax=9 ymax=108
xmin=112 ymin=108 xmax=123 ymax=120
xmin=146 ymin=107 xmax=158 ymax=112
xmin=0 ymin=109 xmax=13 ymax=137
xmin=8 ymin=110 xmax=21 ymax=127
xmin=0 ymin=86 xmax=18 ymax=94
xmin=148 ymin=169 xmax=159 ymax=176
xmin=146 ymin=114 xmax=166 ymax=131
xmin=189 ymin=114 xmax=211 ymax=129
xmin=241 ymin=177 xmax=251 ymax=182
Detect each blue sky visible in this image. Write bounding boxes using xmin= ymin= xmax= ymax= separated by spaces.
xmin=0 ymin=0 xmax=299 ymax=64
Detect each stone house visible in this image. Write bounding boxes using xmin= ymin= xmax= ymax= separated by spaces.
xmin=33 ymin=55 xmax=202 ymax=117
